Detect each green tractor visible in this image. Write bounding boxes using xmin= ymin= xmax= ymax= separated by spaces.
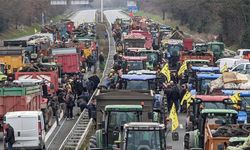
xmin=89 ymin=90 xmax=157 ymax=150
xmin=114 ymin=122 xmax=167 ymax=150
xmin=184 ymin=109 xmax=238 ymax=150
xmin=89 ymin=105 xmax=144 ymax=149
xmin=207 ymin=41 xmax=225 ymax=61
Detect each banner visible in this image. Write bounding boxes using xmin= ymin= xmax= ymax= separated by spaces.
xmin=178 ymin=61 xmax=187 ymax=76
xmin=180 ymin=91 xmax=193 ymax=108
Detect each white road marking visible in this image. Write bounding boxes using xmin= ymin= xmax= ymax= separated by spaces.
xmin=46 ymin=118 xmax=66 ymax=149
xmin=45 ymin=111 xmax=64 ymax=142
xmin=179 ymin=124 xmax=183 ymax=129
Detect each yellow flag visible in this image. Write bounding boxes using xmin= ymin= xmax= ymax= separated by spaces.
xmin=220 ymin=63 xmax=228 ymax=73
xmin=180 ymin=91 xmax=193 ymax=108
xmin=178 ymin=61 xmax=187 ymax=76
xmin=160 ymin=63 xmax=171 ymax=82
xmin=34 ymin=28 xmax=37 ymax=33
xmin=230 ymin=92 xmax=241 ymax=108
xmin=169 ymin=104 xmax=179 ymax=131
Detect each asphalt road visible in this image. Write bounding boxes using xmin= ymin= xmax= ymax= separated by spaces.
xmin=70 ymin=9 xmax=96 ymax=28
xmin=44 ymin=9 xmax=97 ymax=150
xmin=104 ymin=9 xmax=130 ymax=25
xmin=104 ymin=9 xmax=186 ymax=150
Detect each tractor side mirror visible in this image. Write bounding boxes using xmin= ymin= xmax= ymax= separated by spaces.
xmin=148 ymin=112 xmax=153 ymax=120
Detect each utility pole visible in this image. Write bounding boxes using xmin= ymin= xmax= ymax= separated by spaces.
xmin=101 ymin=0 xmax=103 ymax=22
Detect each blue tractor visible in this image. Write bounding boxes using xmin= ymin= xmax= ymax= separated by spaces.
xmin=223 ymin=90 xmax=250 ymax=123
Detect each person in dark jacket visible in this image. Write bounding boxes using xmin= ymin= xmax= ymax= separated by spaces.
xmin=88 ymin=98 xmax=96 ymax=120
xmin=50 ymin=96 xmax=60 ymax=126
xmin=5 ymin=124 xmax=15 ymax=150
xmin=170 ymin=81 xmax=180 ymax=112
xmin=99 ymin=52 xmax=105 ymax=71
xmin=164 ymin=83 xmax=172 ymax=112
xmin=65 ymin=91 xmax=75 ymax=120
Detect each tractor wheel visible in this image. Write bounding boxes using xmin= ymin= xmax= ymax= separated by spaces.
xmin=88 ymin=135 xmax=97 ymax=149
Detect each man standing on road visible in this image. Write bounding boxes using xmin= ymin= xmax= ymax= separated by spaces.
xmin=5 ymin=124 xmax=15 ymax=150
xmin=50 ymin=96 xmax=60 ymax=126
xmin=99 ymin=52 xmax=105 ymax=71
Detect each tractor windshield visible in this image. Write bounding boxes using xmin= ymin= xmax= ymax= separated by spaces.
xmin=168 ymin=45 xmax=182 ymax=57
xmin=125 ymin=130 xmax=164 ymax=150
xmin=126 ymin=80 xmax=149 ymax=90
xmin=127 ymin=61 xmax=144 ymax=71
xmin=139 ymin=52 xmax=159 ymax=65
xmin=124 ymin=39 xmax=145 ymax=48
xmin=108 ymin=111 xmax=140 ymax=130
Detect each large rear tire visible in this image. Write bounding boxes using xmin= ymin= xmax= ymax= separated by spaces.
xmin=88 ymin=135 xmax=97 ymax=149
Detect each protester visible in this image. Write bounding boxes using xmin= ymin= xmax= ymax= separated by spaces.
xmin=99 ymin=52 xmax=105 ymax=70
xmin=65 ymin=91 xmax=75 ymax=120
xmin=170 ymin=81 xmax=180 ymax=112
xmin=5 ymin=124 xmax=15 ymax=150
xmin=50 ymin=96 xmax=60 ymax=126
xmin=88 ymin=98 xmax=96 ymax=120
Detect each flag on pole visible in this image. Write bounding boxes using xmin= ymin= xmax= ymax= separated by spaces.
xmin=220 ymin=63 xmax=228 ymax=73
xmin=160 ymin=63 xmax=171 ymax=82
xmin=230 ymin=92 xmax=241 ymax=108
xmin=180 ymin=91 xmax=193 ymax=108
xmin=178 ymin=61 xmax=187 ymax=76
xmin=169 ymin=103 xmax=179 ymax=131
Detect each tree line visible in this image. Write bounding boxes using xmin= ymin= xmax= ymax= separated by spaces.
xmin=145 ymin=0 xmax=250 ymax=48
xmin=0 ymin=0 xmax=66 ymax=32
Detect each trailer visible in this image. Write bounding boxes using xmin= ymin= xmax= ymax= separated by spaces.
xmin=52 ymin=48 xmax=80 ymax=74
xmin=15 ymin=71 xmax=59 ymax=94
xmin=0 ymin=85 xmax=44 ymax=131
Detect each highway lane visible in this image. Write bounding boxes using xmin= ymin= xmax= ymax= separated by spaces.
xmin=104 ymin=9 xmax=186 ymax=150
xmin=45 ymin=9 xmax=97 ymax=150
xmin=104 ymin=9 xmax=130 ymax=25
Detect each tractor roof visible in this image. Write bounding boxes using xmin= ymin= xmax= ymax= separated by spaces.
xmin=122 ymin=74 xmax=156 ymax=80
xmin=196 ymin=73 xmax=222 ymax=79
xmin=191 ymin=66 xmax=220 ymax=72
xmin=124 ymin=122 xmax=165 ymax=129
xmin=195 ymin=95 xmax=230 ymax=102
xmin=128 ymin=70 xmax=156 ymax=75
xmin=105 ymin=105 xmax=143 ymax=112
xmin=122 ymin=56 xmax=148 ymax=61
xmin=201 ymin=109 xmax=237 ymax=114
xmin=222 ymin=90 xmax=250 ymax=97
xmin=207 ymin=41 xmax=224 ymax=45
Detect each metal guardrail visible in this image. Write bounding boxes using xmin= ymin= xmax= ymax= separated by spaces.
xmin=60 ymin=11 xmax=115 ymax=150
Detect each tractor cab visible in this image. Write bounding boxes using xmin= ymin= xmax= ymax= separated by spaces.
xmin=207 ymin=41 xmax=225 ymax=61
xmin=193 ymin=73 xmax=222 ymax=95
xmin=115 ymin=122 xmax=166 ymax=150
xmin=121 ymin=74 xmax=157 ymax=91
xmin=194 ymin=43 xmax=208 ymax=53
xmin=121 ymin=56 xmax=147 ymax=73
xmin=186 ymin=95 xmax=233 ymax=131
xmin=185 ymin=109 xmax=238 ymax=149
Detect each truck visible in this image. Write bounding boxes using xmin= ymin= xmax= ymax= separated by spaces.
xmin=52 ymin=48 xmax=81 ymax=74
xmin=89 ymin=89 xmax=156 ymax=150
xmin=0 ymin=85 xmax=44 ymax=131
xmin=184 ymin=109 xmax=239 ymax=150
xmin=0 ymin=47 xmax=26 ymax=76
xmin=230 ymin=62 xmax=250 ymax=74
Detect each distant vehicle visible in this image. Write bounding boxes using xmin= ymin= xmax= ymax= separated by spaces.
xmin=230 ymin=62 xmax=250 ymax=74
xmin=235 ymin=49 xmax=250 ymax=59
xmin=4 ymin=111 xmax=46 ymax=150
xmin=216 ymin=58 xmax=249 ymax=70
